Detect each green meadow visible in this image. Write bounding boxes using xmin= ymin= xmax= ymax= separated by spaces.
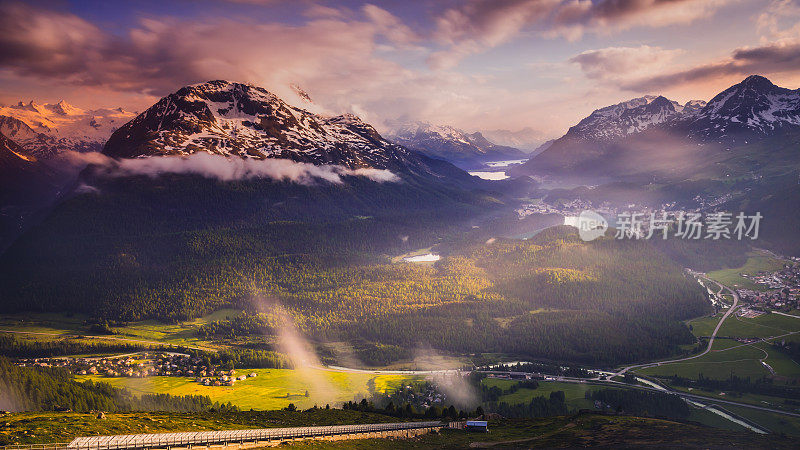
xmin=481 ymin=379 xmax=600 ymax=411
xmin=649 ymin=303 xmax=800 ymax=381
xmin=706 ymin=252 xmax=786 ymax=292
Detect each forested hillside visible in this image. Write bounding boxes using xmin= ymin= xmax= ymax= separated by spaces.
xmin=331 ymin=227 xmax=707 ymax=365
xmin=0 ymin=171 xmax=499 ymax=319
xmin=0 ymin=169 xmax=708 ymax=366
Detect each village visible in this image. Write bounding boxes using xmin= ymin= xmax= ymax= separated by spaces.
xmin=737 ymin=261 xmax=800 ymax=313
xmin=16 ymin=352 xmax=258 ymax=387
xmin=515 ymin=198 xmax=598 ymax=219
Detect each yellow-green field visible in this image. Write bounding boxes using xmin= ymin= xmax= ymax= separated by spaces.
xmin=78 ymin=368 xmax=419 ymax=410
xmin=706 ymin=252 xmax=786 ymax=291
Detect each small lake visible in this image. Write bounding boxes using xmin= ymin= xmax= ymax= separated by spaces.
xmin=468 ymin=158 xmax=528 ymax=180
xmin=403 ymin=253 xmax=441 ymax=263
xmin=486 ymin=159 xmax=527 ymax=168
xmin=469 ymin=171 xmax=509 ymax=180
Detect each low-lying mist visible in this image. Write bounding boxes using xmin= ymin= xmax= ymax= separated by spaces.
xmin=64 ymin=151 xmax=401 ymax=184
xmin=250 ymin=295 xmax=341 ymax=406
xmin=413 ymin=347 xmax=478 ymax=409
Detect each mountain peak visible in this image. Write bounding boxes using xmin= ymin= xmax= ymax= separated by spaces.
xmin=646 ymin=96 xmax=677 ymax=110
xmin=102 ymin=80 xmax=456 ymax=176
xmin=739 ymin=74 xmax=775 ymax=90
xmin=691 ymin=74 xmax=800 ymax=140
xmin=49 ymin=100 xmax=83 ymax=116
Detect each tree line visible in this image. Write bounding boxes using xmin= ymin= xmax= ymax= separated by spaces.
xmin=0 ymin=357 xmax=237 ymax=413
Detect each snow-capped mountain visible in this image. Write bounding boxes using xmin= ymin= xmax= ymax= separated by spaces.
xmin=0 ymin=101 xmax=134 ymax=158
xmin=513 ymin=75 xmax=800 ymax=179
xmin=686 ymin=75 xmax=800 ymax=143
xmin=513 ymin=95 xmax=704 ymax=174
xmin=386 ymin=121 xmax=525 ymax=168
xmin=103 ymin=81 xmax=470 ymax=180
xmin=565 ymin=95 xmax=706 ymax=143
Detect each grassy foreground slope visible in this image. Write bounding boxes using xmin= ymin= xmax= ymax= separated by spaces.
xmin=0 ymin=410 xmax=400 ymax=445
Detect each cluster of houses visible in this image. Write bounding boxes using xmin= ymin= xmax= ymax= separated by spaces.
xmin=197 ymin=370 xmax=257 ymax=386
xmin=515 ymin=198 xmax=598 ymax=219
xmin=385 ymin=383 xmax=446 ymax=411
xmin=15 ymin=352 xmax=257 ymax=387
xmin=17 ymin=354 xmax=152 ymax=377
xmin=738 ymin=263 xmax=800 ymax=311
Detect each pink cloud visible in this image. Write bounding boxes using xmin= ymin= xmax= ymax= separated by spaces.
xmin=430 ymin=0 xmax=735 ymax=69
xmin=570 ymin=45 xmax=685 ymax=83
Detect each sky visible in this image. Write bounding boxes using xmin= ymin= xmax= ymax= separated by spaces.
xmin=1 ymin=0 xmax=800 ymax=141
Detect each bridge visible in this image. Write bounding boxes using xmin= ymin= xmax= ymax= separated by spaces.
xmin=2 ymin=421 xmax=444 ymax=450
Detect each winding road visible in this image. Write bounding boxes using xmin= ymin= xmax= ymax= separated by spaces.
xmin=614 ymin=275 xmax=739 ymax=377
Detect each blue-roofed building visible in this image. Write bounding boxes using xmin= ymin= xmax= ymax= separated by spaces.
xmin=465 ymin=420 xmax=489 ymax=432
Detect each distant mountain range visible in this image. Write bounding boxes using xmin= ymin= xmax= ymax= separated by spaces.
xmin=513 ymin=75 xmax=800 ymax=255
xmin=386 ymin=122 xmax=527 ymax=168
xmin=514 ymin=75 xmax=800 ymax=179
xmin=0 ymin=81 xmax=512 ymax=256
xmin=0 ymin=101 xmax=134 ymax=158
xmin=685 ymin=75 xmax=800 ymax=143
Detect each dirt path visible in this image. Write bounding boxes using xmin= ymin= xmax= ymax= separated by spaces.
xmin=468 ymin=423 xmax=576 ymax=448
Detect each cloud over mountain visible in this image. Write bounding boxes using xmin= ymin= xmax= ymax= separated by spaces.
xmin=75 ymin=152 xmax=400 ymax=184
xmin=3 ymin=0 xmax=800 ymax=139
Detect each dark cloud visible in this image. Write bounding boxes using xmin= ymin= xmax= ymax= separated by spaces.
xmin=622 ymin=40 xmax=800 ymax=90
xmin=0 ymin=2 xmax=105 ymax=77
xmin=0 ymin=1 xmax=410 ymax=98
